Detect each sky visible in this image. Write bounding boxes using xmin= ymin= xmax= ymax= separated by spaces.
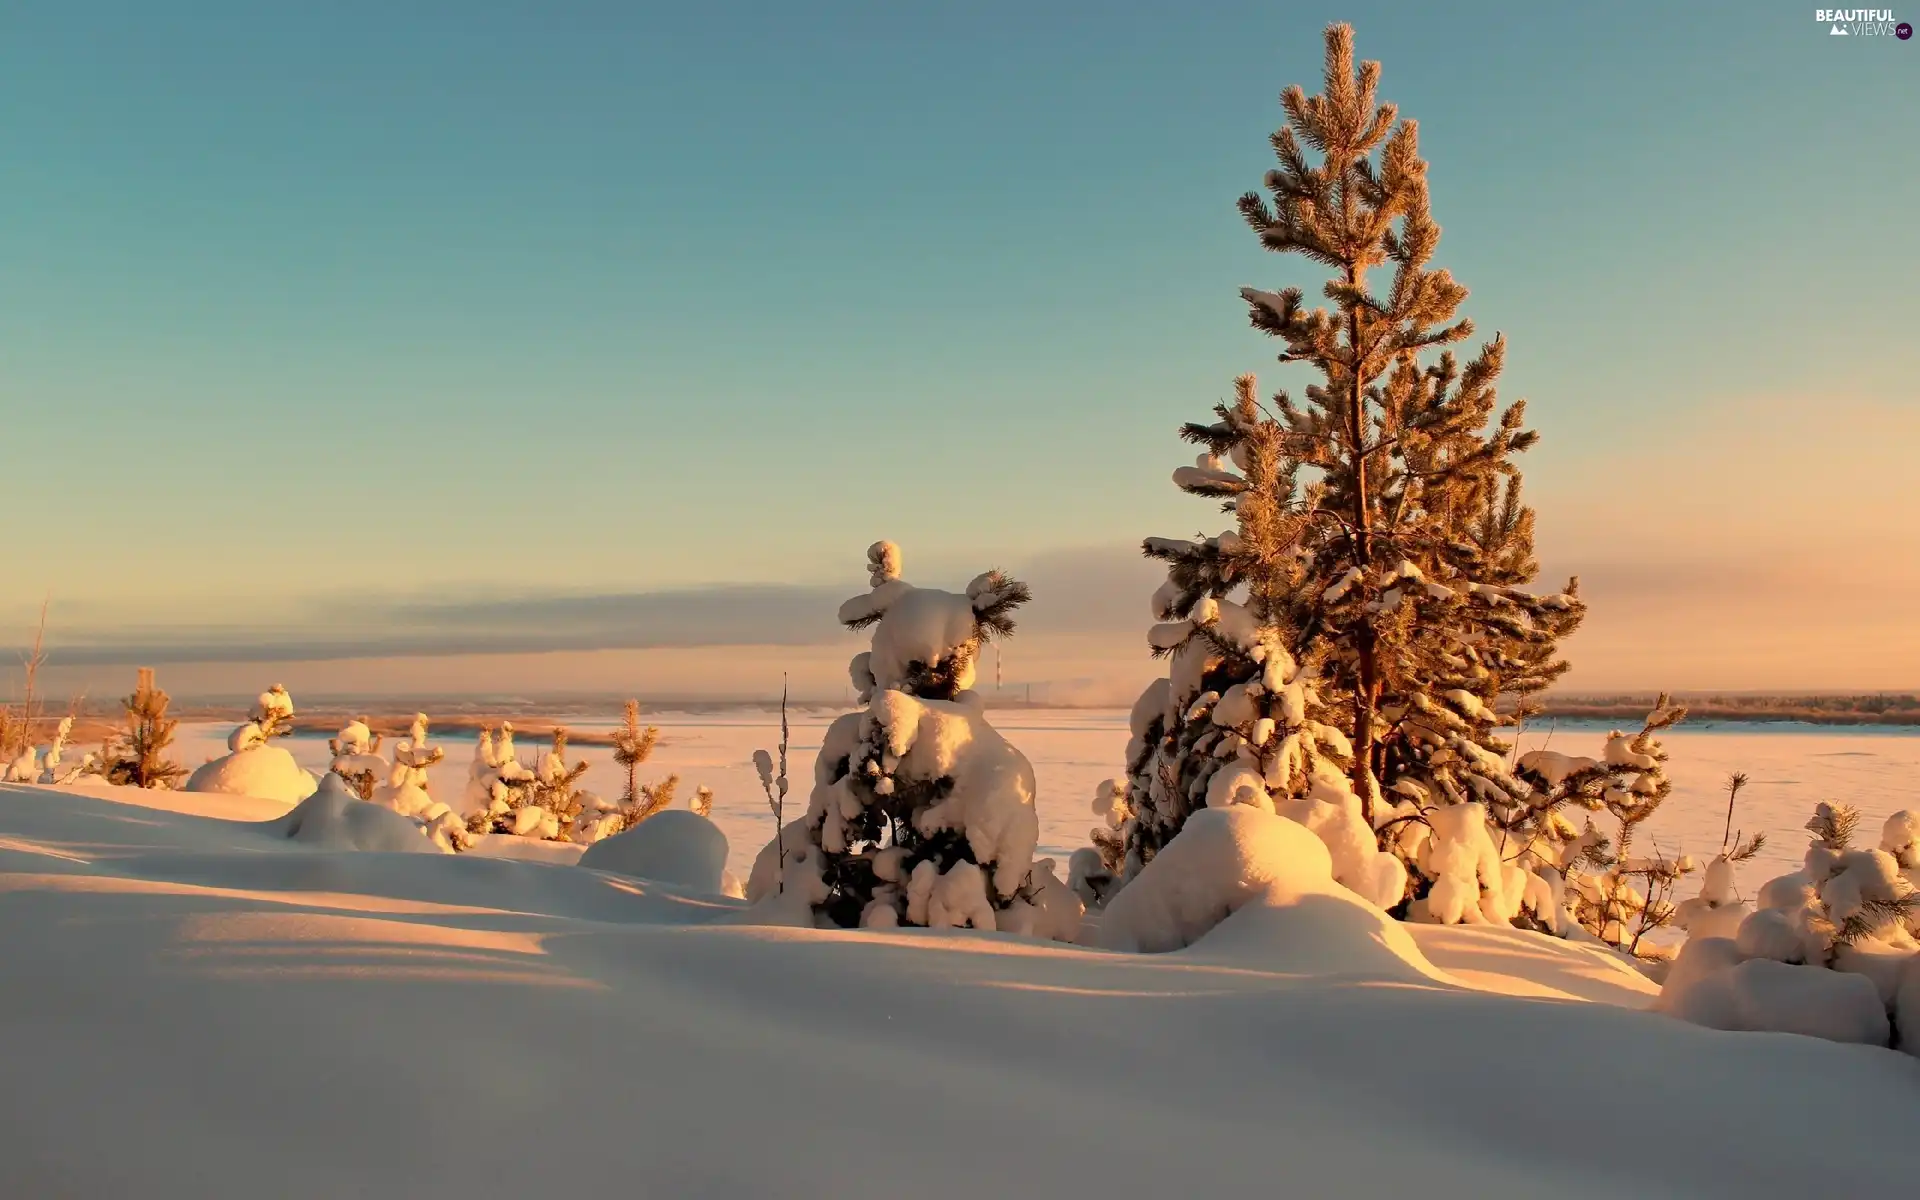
xmin=1 ymin=1 xmax=1915 ymax=702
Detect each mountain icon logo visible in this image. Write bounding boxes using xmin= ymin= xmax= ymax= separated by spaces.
xmin=1831 ymin=23 xmax=1849 ymax=33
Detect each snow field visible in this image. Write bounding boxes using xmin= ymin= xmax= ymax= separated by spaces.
xmin=3 ymin=776 xmax=1918 ymax=1196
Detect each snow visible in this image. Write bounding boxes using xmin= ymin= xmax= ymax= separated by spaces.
xmin=855 ymin=580 xmax=985 ymax=693
xmin=270 ymin=774 xmax=440 ymax=854
xmin=1098 ymin=806 xmax=1345 ymax=952
xmin=577 ymin=809 xmax=732 ymax=895
xmin=185 ymin=745 xmax=319 ymax=805
xmin=463 ymin=834 xmax=588 ymax=865
xmin=4 ymin=776 xmax=1920 ymax=1195
xmin=1658 ymin=941 xmax=1892 ymax=1046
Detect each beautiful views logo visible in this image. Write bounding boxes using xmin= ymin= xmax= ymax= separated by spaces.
xmin=1815 ymin=8 xmax=1909 ymax=35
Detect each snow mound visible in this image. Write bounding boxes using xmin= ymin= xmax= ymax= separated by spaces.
xmin=578 ymin=810 xmax=731 ymax=894
xmin=266 ymin=775 xmax=438 ymax=854
xmin=186 ymin=745 xmax=318 ymax=805
xmin=1098 ymin=806 xmax=1342 ymax=953
xmin=1658 ymin=938 xmax=1891 ymax=1046
xmin=1183 ymin=891 xmax=1451 ymax=985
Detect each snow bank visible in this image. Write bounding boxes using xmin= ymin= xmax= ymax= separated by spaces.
xmin=1098 ymin=806 xmax=1342 ymax=953
xmin=578 ymin=810 xmax=731 ymax=895
xmin=1658 ymin=938 xmax=1891 ymax=1046
xmin=265 ymin=775 xmax=437 ymax=854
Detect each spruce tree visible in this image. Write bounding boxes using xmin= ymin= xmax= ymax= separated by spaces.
xmin=1122 ymin=24 xmax=1584 ymax=913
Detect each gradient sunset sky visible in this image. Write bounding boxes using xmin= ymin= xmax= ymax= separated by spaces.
xmin=2 ymin=1 xmax=1914 ymax=700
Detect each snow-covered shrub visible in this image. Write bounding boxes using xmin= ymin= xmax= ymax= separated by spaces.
xmin=2 ymin=720 xmax=45 ymax=782
xmin=185 ymin=684 xmax=318 ymax=804
xmin=0 ymin=725 xmax=34 ymax=783
xmin=350 ymin=714 xmax=467 ymax=852
xmin=1500 ymin=700 xmax=1700 ymax=955
xmin=462 ymin=723 xmax=538 ymax=835
xmin=3 ymin=714 xmax=91 ymax=784
xmin=1881 ymin=810 xmax=1920 ymax=890
xmin=1070 ymin=778 xmax=1131 ymax=908
xmin=37 ymin=716 xmax=97 ymax=784
xmin=1674 ymin=855 xmax=1756 ymax=944
xmin=747 ymin=542 xmax=1079 ymax=941
xmin=528 ymin=727 xmax=594 ymax=835
xmin=465 ymin=725 xmax=603 ymax=844
xmin=327 ymin=716 xmax=385 ymax=800
xmin=1658 ymin=801 xmax=1920 ymax=1053
xmin=252 ymin=684 xmax=296 ymax=740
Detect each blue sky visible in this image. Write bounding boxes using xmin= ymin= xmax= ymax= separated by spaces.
xmin=1 ymin=2 xmax=1915 ymax=693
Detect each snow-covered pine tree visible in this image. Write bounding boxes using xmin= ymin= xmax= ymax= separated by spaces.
xmin=328 ymin=716 xmax=385 ymax=800
xmin=252 ymin=684 xmax=296 ymax=739
xmin=746 ymin=542 xmax=1080 ymax=939
xmin=1118 ymin=24 xmax=1584 ymax=915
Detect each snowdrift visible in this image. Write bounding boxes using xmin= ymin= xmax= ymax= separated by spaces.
xmin=578 ymin=809 xmax=733 ymax=894
xmin=3 ymin=779 xmax=1917 ymax=1198
xmin=185 ymin=744 xmax=318 ymax=805
xmin=267 ymin=774 xmax=439 ymax=854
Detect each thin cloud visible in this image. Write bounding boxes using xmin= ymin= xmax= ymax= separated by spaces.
xmin=41 ymin=549 xmax=1169 ymax=668
xmin=47 ymin=583 xmax=854 ymax=666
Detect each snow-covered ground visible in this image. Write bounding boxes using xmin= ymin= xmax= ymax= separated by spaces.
xmin=174 ymin=712 xmax=1920 ymax=896
xmin=3 ymin=774 xmax=1917 ymax=1197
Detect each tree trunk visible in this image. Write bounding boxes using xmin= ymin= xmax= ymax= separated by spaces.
xmin=1344 ymin=260 xmax=1381 ymax=824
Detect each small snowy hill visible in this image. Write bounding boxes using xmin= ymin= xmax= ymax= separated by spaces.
xmin=1 ymin=780 xmax=1914 ymax=1197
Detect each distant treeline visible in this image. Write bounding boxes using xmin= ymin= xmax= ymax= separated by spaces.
xmin=1541 ymin=694 xmax=1920 ymax=726
xmin=43 ymin=692 xmax=1920 ymax=734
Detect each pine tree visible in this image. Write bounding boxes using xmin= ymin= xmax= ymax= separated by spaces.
xmin=1120 ymin=25 xmax=1585 ymax=914
xmin=610 ymin=699 xmax=660 ymax=811
xmin=103 ymin=668 xmax=187 ymax=789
